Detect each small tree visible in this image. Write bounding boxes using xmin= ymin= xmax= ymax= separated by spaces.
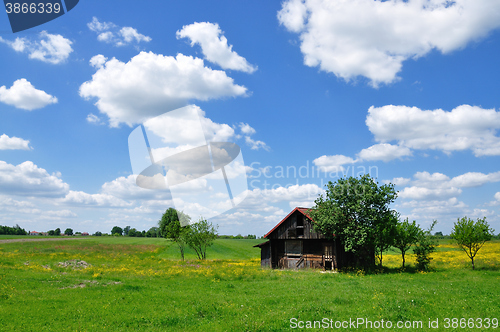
xmin=451 ymin=216 xmax=494 ymax=270
xmin=185 ymin=218 xmax=218 ymax=260
xmin=55 ymin=228 xmax=61 ymax=236
xmin=413 ymin=221 xmax=437 ymax=271
xmin=111 ymin=226 xmax=123 ymax=236
xmin=64 ymin=228 xmax=73 ymax=236
xmin=393 ymin=218 xmax=420 ymax=268
xmin=159 ymin=208 xmax=191 ymax=260
xmin=123 ymin=226 xmax=131 ymax=236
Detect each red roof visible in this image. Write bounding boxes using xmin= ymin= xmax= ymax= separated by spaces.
xmin=264 ymin=207 xmax=314 ymax=239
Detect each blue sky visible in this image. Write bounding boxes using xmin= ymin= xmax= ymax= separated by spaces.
xmin=1 ymin=0 xmax=500 ymax=236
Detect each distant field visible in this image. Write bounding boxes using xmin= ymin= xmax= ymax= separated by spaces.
xmin=0 ymin=238 xmax=499 ymax=331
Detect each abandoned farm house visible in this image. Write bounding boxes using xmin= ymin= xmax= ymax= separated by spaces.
xmin=255 ymin=207 xmax=356 ymax=270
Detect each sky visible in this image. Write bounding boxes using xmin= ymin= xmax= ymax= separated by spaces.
xmin=1 ymin=0 xmax=500 ymax=236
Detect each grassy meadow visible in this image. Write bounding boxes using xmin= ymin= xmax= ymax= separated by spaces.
xmin=0 ymin=237 xmax=499 ymax=331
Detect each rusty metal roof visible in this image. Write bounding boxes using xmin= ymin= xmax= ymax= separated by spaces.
xmin=253 ymin=241 xmax=270 ymax=248
xmin=263 ymin=207 xmax=315 ymax=239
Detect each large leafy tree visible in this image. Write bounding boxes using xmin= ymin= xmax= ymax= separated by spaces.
xmin=111 ymin=226 xmax=123 ymax=236
xmin=185 ymin=218 xmax=218 ymax=260
xmin=310 ymin=174 xmax=398 ymax=268
xmin=451 ymin=216 xmax=494 ymax=270
xmin=393 ymin=218 xmax=421 ymax=268
xmin=159 ymin=208 xmax=191 ymax=260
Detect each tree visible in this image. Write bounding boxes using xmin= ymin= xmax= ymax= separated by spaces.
xmin=111 ymin=226 xmax=123 ymax=236
xmin=93 ymin=231 xmax=102 ymax=236
xmin=146 ymin=227 xmax=159 ymax=237
xmin=309 ymin=174 xmax=398 ymax=268
xmin=451 ymin=216 xmax=494 ymax=270
xmin=123 ymin=226 xmax=131 ymax=236
xmin=64 ymin=228 xmax=73 ymax=236
xmin=158 ymin=208 xmax=191 ymax=260
xmin=393 ymin=218 xmax=421 ymax=268
xmin=185 ymin=218 xmax=218 ymax=260
xmin=128 ymin=228 xmax=137 ymax=237
xmin=413 ymin=220 xmax=437 ymax=271
xmin=48 ymin=230 xmax=55 ymax=236
xmin=55 ymin=228 xmax=61 ymax=236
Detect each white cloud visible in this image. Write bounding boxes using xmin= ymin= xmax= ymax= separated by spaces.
xmin=0 ymin=79 xmax=57 ymax=110
xmin=239 ymin=123 xmax=256 ymax=135
xmin=385 ymin=177 xmax=411 ymax=186
xmin=399 ymin=186 xmax=463 ymax=200
xmin=0 ymin=134 xmax=31 ymax=150
xmin=400 ymin=197 xmax=469 ymax=219
xmin=101 ymin=175 xmax=172 ymax=201
xmin=313 ymin=154 xmax=356 ymax=172
xmin=398 ymin=170 xmax=500 ymax=201
xmin=278 ymin=0 xmax=500 ymax=86
xmin=366 ymin=105 xmax=500 ymax=156
xmin=61 ymin=190 xmax=131 ymax=207
xmin=245 ymin=136 xmax=270 ymax=151
xmin=489 ymin=192 xmax=500 ymax=206
xmin=88 ymin=17 xmax=151 ymax=47
xmin=120 ymin=27 xmax=152 ymax=44
xmin=177 ymin=22 xmax=257 ymax=73
xmin=237 ymin=122 xmax=269 ymax=151
xmin=1 ymin=31 xmax=73 ymax=64
xmin=79 ymin=52 xmax=248 ymax=127
xmin=86 ymin=113 xmax=104 ymax=125
xmin=87 ymin=16 xmax=116 ymax=32
xmin=0 ymin=161 xmax=69 ymax=197
xmin=89 ymin=54 xmax=108 ymax=69
xmin=357 ymin=143 xmax=412 ymax=162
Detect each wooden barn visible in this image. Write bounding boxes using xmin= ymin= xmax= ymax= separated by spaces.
xmin=254 ymin=207 xmax=356 ymax=270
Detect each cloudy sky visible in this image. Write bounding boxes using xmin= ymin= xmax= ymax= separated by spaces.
xmin=1 ymin=0 xmax=500 ymax=236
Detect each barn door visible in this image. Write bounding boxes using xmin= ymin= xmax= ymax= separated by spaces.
xmin=323 ymin=244 xmax=335 ymax=270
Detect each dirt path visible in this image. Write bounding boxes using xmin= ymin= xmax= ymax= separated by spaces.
xmin=0 ymin=237 xmax=91 ymax=244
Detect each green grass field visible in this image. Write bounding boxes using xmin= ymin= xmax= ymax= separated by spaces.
xmin=0 ymin=237 xmax=499 ymax=331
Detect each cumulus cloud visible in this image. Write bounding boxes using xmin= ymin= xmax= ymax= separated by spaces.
xmin=61 ymin=190 xmax=131 ymax=207
xmin=86 ymin=113 xmax=104 ymax=125
xmin=87 ymin=17 xmax=151 ymax=47
xmin=238 ymin=184 xmax=323 ymax=211
xmin=239 ymin=123 xmax=256 ymax=135
xmin=177 ymin=22 xmax=257 ymax=73
xmin=400 ymin=197 xmax=469 ymax=219
xmin=0 ymin=134 xmax=31 ymax=150
xmin=398 ymin=170 xmax=500 ymax=201
xmin=357 ymin=143 xmax=412 ymax=162
xmin=278 ymin=0 xmax=500 ymax=86
xmin=79 ymin=51 xmax=248 ymax=127
xmin=399 ymin=186 xmax=463 ymax=201
xmin=313 ymin=154 xmax=356 ymax=172
xmin=489 ymin=192 xmax=500 ymax=206
xmin=89 ymin=54 xmax=108 ymax=69
xmin=0 ymin=161 xmax=69 ymax=197
xmin=101 ymin=175 xmax=172 ymax=201
xmin=0 ymin=79 xmax=57 ymax=110
xmin=366 ymin=105 xmax=500 ymax=156
xmin=0 ymin=31 xmax=73 ymax=64
xmin=245 ymin=136 xmax=270 ymax=151
xmin=236 ymin=122 xmax=269 ymax=151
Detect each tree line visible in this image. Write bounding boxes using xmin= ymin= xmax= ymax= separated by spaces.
xmin=0 ymin=224 xmax=27 ymax=235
